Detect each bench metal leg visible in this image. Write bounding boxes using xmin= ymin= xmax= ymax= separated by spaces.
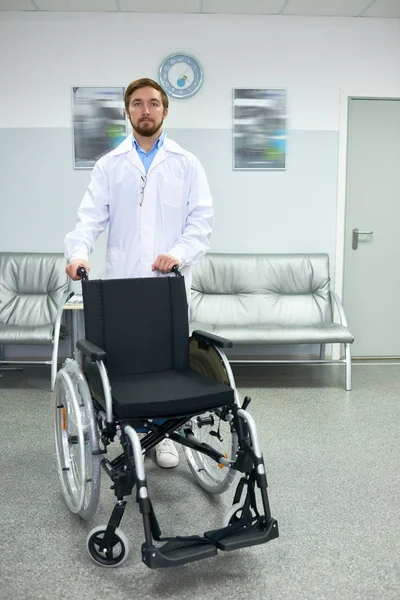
xmin=345 ymin=343 xmax=352 ymax=391
xmin=319 ymin=344 xmax=326 ymax=360
xmin=0 ymin=345 xmax=23 ymax=376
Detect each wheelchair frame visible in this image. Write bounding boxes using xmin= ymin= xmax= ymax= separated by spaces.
xmin=55 ymin=340 xmax=278 ymax=569
xmin=54 ymin=268 xmax=278 ymax=568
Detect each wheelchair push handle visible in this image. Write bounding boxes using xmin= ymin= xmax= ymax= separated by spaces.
xmin=76 ymin=266 xmax=89 ymax=280
xmin=76 ymin=266 xmax=179 ymax=280
xmin=171 ymin=265 xmax=183 ymax=277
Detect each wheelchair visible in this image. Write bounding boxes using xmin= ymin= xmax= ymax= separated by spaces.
xmin=53 ymin=267 xmax=278 ymax=568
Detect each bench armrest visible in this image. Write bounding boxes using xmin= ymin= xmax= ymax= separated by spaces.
xmin=192 ymin=329 xmax=233 ymax=348
xmin=76 ymin=339 xmax=107 ymax=361
xmin=330 ymin=291 xmax=349 ymax=327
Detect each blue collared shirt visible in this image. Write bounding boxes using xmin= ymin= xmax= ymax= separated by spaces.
xmin=132 ymin=132 xmax=165 ymax=173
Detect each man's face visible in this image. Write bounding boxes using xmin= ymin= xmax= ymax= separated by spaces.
xmin=126 ymin=86 xmax=167 ymax=137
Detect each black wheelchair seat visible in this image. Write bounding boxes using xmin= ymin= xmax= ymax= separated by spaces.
xmin=109 ymin=368 xmax=234 ymax=419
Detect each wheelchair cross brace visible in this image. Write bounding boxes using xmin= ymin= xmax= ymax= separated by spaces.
xmin=97 ymin=406 xmax=278 ymax=569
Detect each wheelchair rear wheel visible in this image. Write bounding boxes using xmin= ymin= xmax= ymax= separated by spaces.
xmin=184 ymin=340 xmax=239 ymax=494
xmin=54 ymin=359 xmax=101 ymax=520
xmin=184 ymin=410 xmax=238 ymax=494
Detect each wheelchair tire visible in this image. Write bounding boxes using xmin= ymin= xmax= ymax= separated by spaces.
xmin=87 ymin=525 xmax=129 ymax=568
xmin=54 ymin=359 xmax=101 ymax=520
xmin=184 ymin=340 xmax=239 ymax=494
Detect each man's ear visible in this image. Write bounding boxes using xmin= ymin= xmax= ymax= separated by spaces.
xmin=163 ymin=108 xmax=168 ymax=119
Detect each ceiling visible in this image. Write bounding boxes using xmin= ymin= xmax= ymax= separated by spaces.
xmin=0 ymin=0 xmax=399 ymax=18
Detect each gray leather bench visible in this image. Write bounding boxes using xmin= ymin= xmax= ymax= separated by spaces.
xmin=0 ymin=252 xmax=70 ymax=389
xmin=189 ymin=253 xmax=354 ymax=390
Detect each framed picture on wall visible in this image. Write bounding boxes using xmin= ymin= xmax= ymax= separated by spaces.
xmin=233 ymin=88 xmax=287 ymax=170
xmin=72 ymin=87 xmax=127 ymax=169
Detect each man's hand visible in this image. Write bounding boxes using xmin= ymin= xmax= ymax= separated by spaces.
xmin=66 ymin=259 xmax=90 ymax=281
xmin=152 ymin=254 xmax=180 ymax=274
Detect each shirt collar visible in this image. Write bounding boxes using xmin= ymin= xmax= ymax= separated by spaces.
xmin=132 ymin=131 xmax=165 ymax=153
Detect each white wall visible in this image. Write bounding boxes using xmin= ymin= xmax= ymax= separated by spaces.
xmin=1 ymin=12 xmax=399 ymax=131
xmin=1 ymin=11 xmax=399 ymax=266
xmin=0 ymin=11 xmax=399 ymax=359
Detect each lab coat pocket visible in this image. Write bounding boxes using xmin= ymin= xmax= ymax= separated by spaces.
xmin=162 ymin=176 xmax=185 ymax=208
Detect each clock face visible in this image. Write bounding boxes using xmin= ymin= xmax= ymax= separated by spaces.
xmin=159 ymin=53 xmax=204 ymax=99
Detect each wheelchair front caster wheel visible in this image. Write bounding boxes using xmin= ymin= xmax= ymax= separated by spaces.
xmin=87 ymin=525 xmax=129 ymax=567
xmin=222 ymin=503 xmax=245 ymax=528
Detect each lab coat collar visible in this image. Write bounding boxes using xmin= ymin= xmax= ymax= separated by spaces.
xmin=110 ymin=133 xmax=186 ymax=157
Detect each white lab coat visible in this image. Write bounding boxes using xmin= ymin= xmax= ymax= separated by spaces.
xmin=65 ymin=134 xmax=213 ymax=297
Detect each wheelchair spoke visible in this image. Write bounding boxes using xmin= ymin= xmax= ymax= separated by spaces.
xmin=54 ymin=359 xmax=101 ymax=520
xmin=184 ymin=411 xmax=238 ymax=494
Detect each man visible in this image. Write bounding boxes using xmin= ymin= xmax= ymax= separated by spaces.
xmin=65 ymin=77 xmax=213 ymax=469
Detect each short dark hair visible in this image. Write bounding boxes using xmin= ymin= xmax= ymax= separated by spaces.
xmin=124 ymin=78 xmax=169 ymax=111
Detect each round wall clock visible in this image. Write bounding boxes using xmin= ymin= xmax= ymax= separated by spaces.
xmin=159 ymin=53 xmax=204 ymax=99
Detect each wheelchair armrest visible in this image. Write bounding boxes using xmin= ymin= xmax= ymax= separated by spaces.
xmin=192 ymin=330 xmax=233 ymax=348
xmin=76 ymin=339 xmax=107 ymax=361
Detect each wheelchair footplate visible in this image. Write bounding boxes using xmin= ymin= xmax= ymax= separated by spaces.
xmin=204 ymin=516 xmax=279 ymax=552
xmin=142 ymin=536 xmax=218 ymax=569
xmin=140 ymin=432 xmax=279 ymax=569
xmin=142 ymin=515 xmax=279 ymax=569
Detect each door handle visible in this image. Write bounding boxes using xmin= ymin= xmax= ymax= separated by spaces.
xmin=352 ymin=228 xmax=373 ymax=250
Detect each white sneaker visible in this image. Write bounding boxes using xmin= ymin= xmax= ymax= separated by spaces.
xmin=155 ymin=438 xmax=179 ymax=468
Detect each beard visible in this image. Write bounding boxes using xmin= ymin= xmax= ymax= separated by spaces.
xmin=130 ymin=116 xmax=164 ymax=137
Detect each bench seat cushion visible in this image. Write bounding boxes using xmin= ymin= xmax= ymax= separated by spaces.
xmin=0 ymin=323 xmax=54 ymax=344
xmin=190 ymin=322 xmax=354 ymax=345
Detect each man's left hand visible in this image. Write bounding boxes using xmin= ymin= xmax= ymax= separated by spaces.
xmin=152 ymin=254 xmax=180 ymax=274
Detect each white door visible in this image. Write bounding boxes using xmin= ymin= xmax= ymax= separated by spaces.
xmin=343 ymin=98 xmax=400 ymax=358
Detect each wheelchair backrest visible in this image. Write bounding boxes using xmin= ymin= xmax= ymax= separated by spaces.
xmin=81 ymin=276 xmax=189 ymax=375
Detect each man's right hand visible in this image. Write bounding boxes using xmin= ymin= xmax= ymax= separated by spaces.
xmin=66 ymin=259 xmax=90 ymax=281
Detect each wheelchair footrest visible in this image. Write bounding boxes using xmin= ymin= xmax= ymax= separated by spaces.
xmin=204 ymin=517 xmax=279 ymax=552
xmin=142 ymin=536 xmax=217 ymax=569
